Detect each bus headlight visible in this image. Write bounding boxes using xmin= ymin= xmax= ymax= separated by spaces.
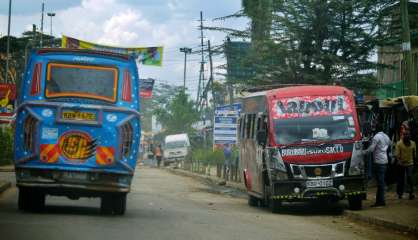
xmin=271 ymin=149 xmax=286 ymax=172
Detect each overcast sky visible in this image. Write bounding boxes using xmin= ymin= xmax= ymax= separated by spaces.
xmin=0 ymin=0 xmax=248 ymax=97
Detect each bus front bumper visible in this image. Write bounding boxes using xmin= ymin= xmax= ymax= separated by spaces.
xmin=271 ymin=176 xmax=366 ymax=201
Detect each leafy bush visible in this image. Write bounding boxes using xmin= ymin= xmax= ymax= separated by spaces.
xmin=191 ymin=148 xmax=225 ymax=166
xmin=0 ymin=126 xmax=13 ymax=166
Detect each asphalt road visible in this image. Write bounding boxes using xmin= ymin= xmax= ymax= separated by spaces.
xmin=0 ymin=167 xmax=414 ymax=240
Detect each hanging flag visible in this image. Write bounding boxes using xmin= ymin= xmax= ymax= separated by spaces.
xmin=140 ymin=78 xmax=155 ymax=98
xmin=61 ymin=35 xmax=163 ymax=66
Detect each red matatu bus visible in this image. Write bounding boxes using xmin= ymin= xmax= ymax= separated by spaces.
xmin=239 ymin=85 xmax=366 ymax=212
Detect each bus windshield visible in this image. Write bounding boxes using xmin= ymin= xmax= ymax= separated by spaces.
xmin=165 ymin=141 xmax=187 ymax=149
xmin=273 ymin=115 xmax=356 ymax=144
xmin=45 ymin=63 xmax=118 ymax=102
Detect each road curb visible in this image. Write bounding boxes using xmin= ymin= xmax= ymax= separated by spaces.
xmin=167 ymin=167 xmax=417 ymax=236
xmin=166 ymin=168 xmax=247 ymax=193
xmin=0 ymin=165 xmax=15 ymax=172
xmin=0 ymin=181 xmax=12 ymax=195
xmin=344 ymin=211 xmax=418 ymax=237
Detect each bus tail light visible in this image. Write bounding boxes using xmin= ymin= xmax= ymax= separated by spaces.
xmin=119 ymin=122 xmax=133 ymax=159
xmin=122 ymin=70 xmax=132 ymax=102
xmin=30 ymin=63 xmax=42 ymax=96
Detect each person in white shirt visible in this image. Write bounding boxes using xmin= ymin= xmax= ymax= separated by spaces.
xmin=362 ymin=125 xmax=392 ymax=207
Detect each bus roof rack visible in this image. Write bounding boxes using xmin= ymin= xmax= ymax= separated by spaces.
xmin=240 ymin=83 xmax=313 ymax=94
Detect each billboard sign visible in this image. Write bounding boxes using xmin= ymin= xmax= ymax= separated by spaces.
xmin=213 ymin=103 xmax=241 ymax=146
xmin=0 ymin=84 xmax=16 ymax=123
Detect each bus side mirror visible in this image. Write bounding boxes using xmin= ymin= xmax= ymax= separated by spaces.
xmin=256 ymin=130 xmax=267 ymax=146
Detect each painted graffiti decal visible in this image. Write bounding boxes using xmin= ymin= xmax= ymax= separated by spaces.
xmin=272 ymin=95 xmax=353 ymax=119
xmin=58 ymin=131 xmax=96 ymax=161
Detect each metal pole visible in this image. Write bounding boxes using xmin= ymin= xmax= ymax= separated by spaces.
xmin=401 ymin=0 xmax=416 ymax=95
xmin=47 ymin=13 xmax=55 ymax=47
xmin=179 ymin=47 xmax=192 ymax=90
xmin=183 ymin=50 xmax=187 ymax=88
xmin=40 ymin=2 xmax=44 ymax=47
xmin=5 ymin=0 xmax=12 ymax=84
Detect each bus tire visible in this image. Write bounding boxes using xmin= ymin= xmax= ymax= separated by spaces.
xmin=113 ymin=193 xmax=127 ymax=215
xmin=101 ymin=193 xmax=127 ymax=215
xmin=348 ymin=196 xmax=362 ymax=211
xmin=18 ymin=187 xmax=45 ymax=212
xmin=101 ymin=194 xmax=114 ymax=215
xmin=248 ymin=195 xmax=259 ymax=207
xmin=270 ymin=199 xmax=282 ymax=213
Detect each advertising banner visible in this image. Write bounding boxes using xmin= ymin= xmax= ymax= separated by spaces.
xmin=0 ymin=84 xmax=16 ymax=123
xmin=213 ymin=103 xmax=241 ymax=147
xmin=61 ymin=35 xmax=163 ymax=66
xmin=140 ymin=78 xmax=155 ymax=98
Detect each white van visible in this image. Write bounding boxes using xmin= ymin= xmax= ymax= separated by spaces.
xmin=163 ymin=134 xmax=190 ymax=166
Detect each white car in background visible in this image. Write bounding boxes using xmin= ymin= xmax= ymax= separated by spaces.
xmin=163 ymin=134 xmax=190 ymax=166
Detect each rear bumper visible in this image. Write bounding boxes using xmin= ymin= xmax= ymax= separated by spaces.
xmin=271 ymin=176 xmax=366 ymax=201
xmin=15 ymin=167 xmax=133 ymax=195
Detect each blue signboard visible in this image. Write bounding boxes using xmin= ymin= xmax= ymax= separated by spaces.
xmin=213 ymin=103 xmax=241 ymax=145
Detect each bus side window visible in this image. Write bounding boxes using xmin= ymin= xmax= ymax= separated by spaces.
xmin=246 ymin=114 xmax=252 ymax=139
xmin=238 ymin=118 xmax=242 ymax=140
xmin=250 ymin=114 xmax=256 ymax=139
xmin=241 ymin=115 xmax=246 ymax=139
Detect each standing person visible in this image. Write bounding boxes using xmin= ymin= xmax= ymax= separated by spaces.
xmin=154 ymin=144 xmax=163 ymax=168
xmin=362 ymin=125 xmax=392 ymax=207
xmin=395 ymin=133 xmax=416 ymax=200
xmin=223 ymin=144 xmax=232 ymax=180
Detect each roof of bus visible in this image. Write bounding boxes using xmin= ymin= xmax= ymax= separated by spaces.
xmin=266 ymin=85 xmax=352 ymax=99
xmin=36 ymin=48 xmax=131 ymax=61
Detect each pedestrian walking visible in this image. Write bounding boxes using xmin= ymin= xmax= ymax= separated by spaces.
xmin=363 ymin=125 xmax=392 ymax=207
xmin=395 ymin=133 xmax=416 ymax=200
xmin=223 ymin=144 xmax=232 ymax=180
xmin=154 ymin=144 xmax=163 ymax=168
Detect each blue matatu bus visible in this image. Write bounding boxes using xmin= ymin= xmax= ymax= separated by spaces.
xmin=14 ymin=48 xmax=141 ymax=215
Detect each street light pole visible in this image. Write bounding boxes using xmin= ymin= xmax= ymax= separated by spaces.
xmin=47 ymin=12 xmax=55 ymax=47
xmin=5 ymin=0 xmax=12 ymax=84
xmin=179 ymin=47 xmax=192 ymax=89
xmin=40 ymin=2 xmax=44 ymax=47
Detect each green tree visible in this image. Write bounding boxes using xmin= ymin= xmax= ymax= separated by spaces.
xmin=212 ymin=0 xmax=394 ymax=92
xmin=153 ymin=90 xmax=199 ymax=135
xmin=140 ymin=83 xmax=183 ymax=132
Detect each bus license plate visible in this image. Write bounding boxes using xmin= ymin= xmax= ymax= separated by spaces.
xmin=62 ymin=111 xmax=96 ymax=121
xmin=62 ymin=172 xmax=87 ymax=181
xmin=306 ymin=179 xmax=333 ymax=188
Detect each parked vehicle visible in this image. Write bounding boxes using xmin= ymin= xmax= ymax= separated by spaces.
xmin=239 ymin=85 xmax=367 ymax=212
xmin=14 ymin=48 xmax=141 ymax=215
xmin=163 ymin=133 xmax=190 ymax=166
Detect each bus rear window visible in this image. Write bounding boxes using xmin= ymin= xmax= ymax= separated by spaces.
xmin=45 ymin=63 xmax=118 ymax=102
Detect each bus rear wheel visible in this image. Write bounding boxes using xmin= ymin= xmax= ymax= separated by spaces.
xmin=101 ymin=193 xmax=127 ymax=215
xmin=247 ymin=195 xmax=259 ymax=207
xmin=18 ymin=187 xmax=45 ymax=212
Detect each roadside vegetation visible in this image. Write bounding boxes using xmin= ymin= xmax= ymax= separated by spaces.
xmin=0 ymin=126 xmax=13 ymax=166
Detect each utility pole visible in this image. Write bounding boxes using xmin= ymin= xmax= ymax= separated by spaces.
xmin=47 ymin=12 xmax=55 ymax=47
xmin=179 ymin=47 xmax=192 ymax=89
xmin=40 ymin=2 xmax=44 ymax=47
xmin=401 ymin=0 xmax=416 ymax=95
xmin=5 ymin=0 xmax=12 ymax=84
xmin=197 ymin=11 xmax=206 ymax=108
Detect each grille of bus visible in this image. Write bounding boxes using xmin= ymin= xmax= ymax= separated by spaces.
xmin=120 ymin=122 xmax=133 ymax=159
xmin=303 ymin=165 xmax=332 ymax=178
xmin=23 ymin=115 xmax=38 ymax=152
